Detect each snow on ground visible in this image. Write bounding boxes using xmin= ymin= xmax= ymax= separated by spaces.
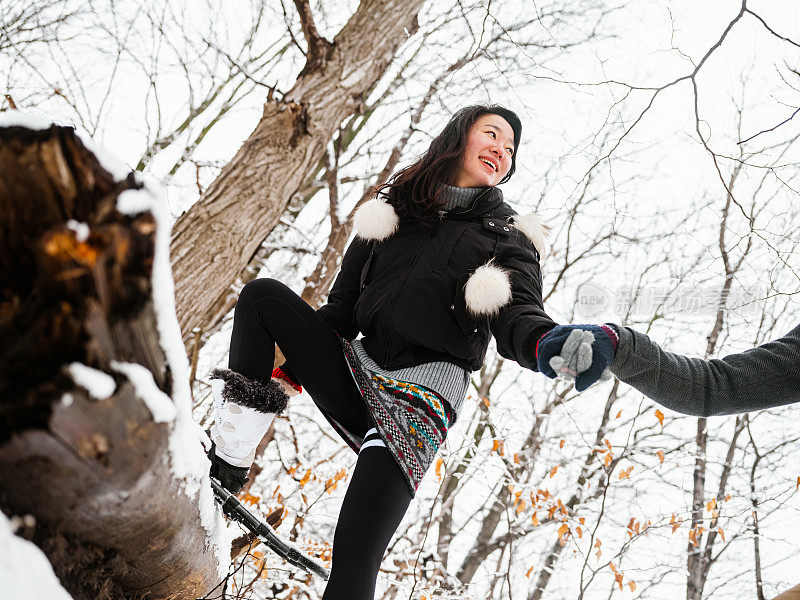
xmin=0 ymin=512 xmax=74 ymax=600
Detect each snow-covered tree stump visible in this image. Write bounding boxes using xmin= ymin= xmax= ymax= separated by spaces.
xmin=0 ymin=117 xmax=226 ymax=600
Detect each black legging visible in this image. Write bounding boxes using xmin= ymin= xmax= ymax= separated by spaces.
xmin=228 ymin=277 xmax=412 ymax=600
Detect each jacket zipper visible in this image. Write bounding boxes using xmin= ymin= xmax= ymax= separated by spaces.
xmin=380 ymin=224 xmax=436 ymax=365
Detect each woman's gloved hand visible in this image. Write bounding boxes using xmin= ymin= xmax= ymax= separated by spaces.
xmin=536 ymin=324 xmax=618 ymax=392
xmin=208 ymin=442 xmax=250 ymax=494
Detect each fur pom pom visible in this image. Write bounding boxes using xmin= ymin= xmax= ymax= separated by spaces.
xmin=511 ymin=212 xmax=549 ymax=256
xmin=210 ymin=368 xmax=288 ymax=414
xmin=353 ymin=198 xmax=399 ymax=241
xmin=464 ymin=260 xmax=512 ymax=316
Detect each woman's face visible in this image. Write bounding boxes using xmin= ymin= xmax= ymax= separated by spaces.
xmin=452 ymin=114 xmax=515 ymax=188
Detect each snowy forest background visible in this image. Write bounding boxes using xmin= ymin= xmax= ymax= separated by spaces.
xmin=1 ymin=0 xmax=799 ymax=599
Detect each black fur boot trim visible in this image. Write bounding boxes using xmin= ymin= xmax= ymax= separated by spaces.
xmin=210 ymin=368 xmax=289 ymax=414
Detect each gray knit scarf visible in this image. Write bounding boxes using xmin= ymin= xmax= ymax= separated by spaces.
xmin=438 ymin=185 xmax=489 ymax=214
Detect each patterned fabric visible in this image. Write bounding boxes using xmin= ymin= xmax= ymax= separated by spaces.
xmin=351 ymin=338 xmax=470 ymax=416
xmin=333 ymin=337 xmax=456 ymax=495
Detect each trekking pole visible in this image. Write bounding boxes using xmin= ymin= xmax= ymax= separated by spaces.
xmin=211 ymin=477 xmax=330 ymax=580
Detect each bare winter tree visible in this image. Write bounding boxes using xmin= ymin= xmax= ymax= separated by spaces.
xmin=2 ymin=0 xmax=298 ymax=175
xmin=169 ymin=0 xmax=428 ymax=343
xmin=0 ymin=0 xmax=82 ymax=55
xmin=3 ymin=1 xmax=798 ymax=599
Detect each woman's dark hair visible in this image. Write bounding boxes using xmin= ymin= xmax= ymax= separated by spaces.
xmin=374 ymin=104 xmax=522 ymax=224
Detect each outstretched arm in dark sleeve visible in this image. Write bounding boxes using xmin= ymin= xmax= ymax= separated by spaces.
xmin=490 ymin=236 xmax=558 ymax=371
xmin=609 ymin=323 xmax=800 ymax=416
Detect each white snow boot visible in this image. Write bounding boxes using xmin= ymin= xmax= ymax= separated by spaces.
xmin=209 ymin=368 xmax=289 ymax=469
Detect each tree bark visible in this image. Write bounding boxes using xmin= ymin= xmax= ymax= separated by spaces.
xmin=0 ymin=123 xmax=221 ymax=600
xmin=170 ymin=0 xmax=424 ymax=342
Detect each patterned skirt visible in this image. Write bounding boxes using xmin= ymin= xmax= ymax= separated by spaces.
xmin=330 ymin=337 xmax=456 ymax=496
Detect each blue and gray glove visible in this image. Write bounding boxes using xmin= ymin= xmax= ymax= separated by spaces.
xmin=536 ymin=324 xmax=619 ymax=392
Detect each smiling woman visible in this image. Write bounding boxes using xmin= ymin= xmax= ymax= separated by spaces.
xmin=206 ymin=103 xmax=555 ymax=600
xmin=453 ymin=114 xmax=517 ymax=187
xmin=375 ymin=105 xmax=523 ymax=225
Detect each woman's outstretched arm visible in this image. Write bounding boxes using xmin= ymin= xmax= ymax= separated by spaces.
xmin=609 ymin=323 xmax=800 ymax=416
xmin=490 ymin=232 xmax=558 ymax=371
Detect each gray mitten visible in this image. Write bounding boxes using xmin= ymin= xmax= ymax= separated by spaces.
xmin=548 ymin=329 xmax=612 ymax=384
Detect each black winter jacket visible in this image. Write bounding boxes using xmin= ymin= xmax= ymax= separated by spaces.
xmin=317 ymin=187 xmax=557 ymax=372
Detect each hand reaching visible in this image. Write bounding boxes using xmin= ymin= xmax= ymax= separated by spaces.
xmin=536 ymin=324 xmax=618 ymax=392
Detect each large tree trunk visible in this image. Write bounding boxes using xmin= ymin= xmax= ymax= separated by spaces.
xmin=0 ymin=122 xmax=223 ymax=599
xmin=170 ymin=0 xmax=425 ymax=342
